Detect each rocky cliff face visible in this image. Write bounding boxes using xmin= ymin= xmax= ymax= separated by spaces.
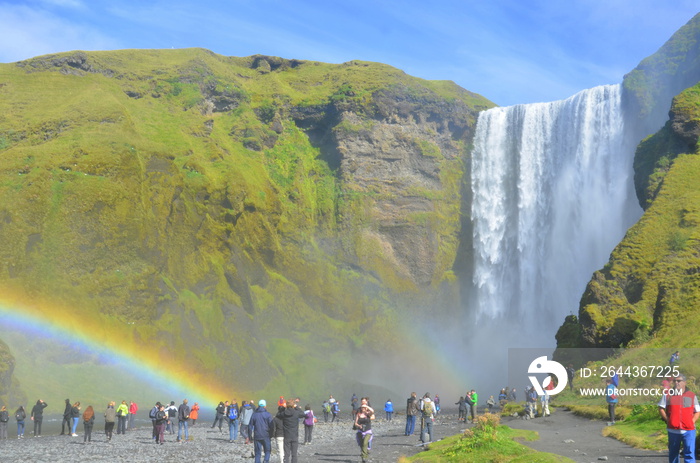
xmin=292 ymin=83 xmax=483 ymax=286
xmin=0 ymin=49 xmax=492 ymax=400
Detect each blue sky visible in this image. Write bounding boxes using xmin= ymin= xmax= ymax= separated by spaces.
xmin=0 ymin=0 xmax=697 ymax=106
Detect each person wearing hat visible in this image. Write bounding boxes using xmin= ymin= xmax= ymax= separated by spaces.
xmin=354 ymin=401 xmax=374 ymax=463
xmin=659 ymin=374 xmax=700 ymax=463
xmin=250 ymin=399 xmax=275 ymax=463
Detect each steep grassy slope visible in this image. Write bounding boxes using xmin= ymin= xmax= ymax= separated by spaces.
xmin=0 ymin=49 xmax=493 ymax=404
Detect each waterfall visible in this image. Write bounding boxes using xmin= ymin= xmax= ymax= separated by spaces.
xmin=470 ymin=84 xmax=640 ymax=326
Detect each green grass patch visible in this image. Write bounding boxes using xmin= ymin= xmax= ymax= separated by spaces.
xmin=601 ymin=402 xmax=667 ymax=450
xmin=403 ymin=414 xmax=574 ymax=463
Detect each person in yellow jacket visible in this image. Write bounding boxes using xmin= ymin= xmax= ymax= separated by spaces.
xmin=116 ymin=401 xmax=129 ymax=435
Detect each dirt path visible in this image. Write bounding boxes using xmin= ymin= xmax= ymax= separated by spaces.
xmin=505 ymin=409 xmax=666 ymax=462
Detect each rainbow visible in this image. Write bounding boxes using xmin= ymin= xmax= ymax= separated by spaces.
xmin=0 ymin=290 xmax=226 ymax=409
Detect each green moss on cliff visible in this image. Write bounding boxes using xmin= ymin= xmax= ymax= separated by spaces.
xmin=0 ymin=48 xmax=493 ymax=401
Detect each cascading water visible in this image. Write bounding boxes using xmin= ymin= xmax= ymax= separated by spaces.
xmin=470 ymin=84 xmax=641 ymax=332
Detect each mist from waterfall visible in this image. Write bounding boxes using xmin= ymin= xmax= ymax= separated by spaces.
xmin=470 ymin=84 xmax=641 ymax=335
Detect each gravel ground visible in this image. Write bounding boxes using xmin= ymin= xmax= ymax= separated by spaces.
xmin=0 ymin=408 xmax=668 ymax=462
xmin=0 ymin=412 xmax=461 ymax=463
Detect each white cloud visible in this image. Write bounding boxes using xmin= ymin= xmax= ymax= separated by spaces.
xmin=0 ymin=4 xmax=117 ymax=63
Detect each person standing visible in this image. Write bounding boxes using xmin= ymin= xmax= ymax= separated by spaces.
xmin=384 ymin=399 xmax=394 ymax=421
xmin=154 ymin=403 xmax=167 ymax=444
xmin=303 ymin=404 xmax=315 ymax=444
xmin=227 ymin=399 xmax=239 ymax=442
xmin=526 ymin=387 xmax=537 ymax=419
xmin=469 ymin=390 xmax=479 ymax=422
xmin=567 ymin=364 xmax=576 ymax=391
xmin=273 ymin=407 xmax=285 ymax=461
xmin=240 ymin=400 xmax=254 ymax=444
xmin=60 ymin=398 xmax=71 ymax=435
xmin=128 ymin=401 xmax=138 ymax=430
xmin=456 ymin=396 xmax=467 ymax=422
xmin=149 ymin=402 xmax=161 ymax=441
xmin=330 ymin=399 xmax=340 ymax=423
xmin=30 ymin=399 xmax=47 ymax=437
xmin=351 ymin=394 xmax=359 ymax=417
xmin=354 ymin=403 xmax=374 ymax=463
xmin=659 ymin=374 xmax=700 ymax=463
xmin=15 ymin=405 xmax=25 ymax=439
xmin=498 ymin=389 xmax=508 ymax=409
xmin=83 ymin=406 xmax=95 ymax=443
xmin=670 ymin=351 xmax=680 ymax=366
xmin=166 ymin=401 xmax=177 ymax=435
xmin=116 ymin=401 xmax=128 ymax=434
xmin=250 ymin=399 xmax=275 ymax=463
xmin=177 ymin=398 xmax=190 ymax=442
xmin=420 ymin=394 xmax=435 ymax=444
xmin=605 ymin=378 xmax=618 ymax=424
xmin=104 ymin=402 xmax=116 ymax=442
xmin=212 ymin=401 xmax=226 ymax=431
xmin=405 ymin=392 xmax=418 ymax=436
xmin=277 ymin=399 xmax=305 ymax=463
xmin=487 ymin=395 xmax=496 ymax=413
xmin=0 ymin=405 xmax=8 ymax=439
xmin=70 ymin=402 xmax=81 ymax=436
xmin=322 ymin=400 xmax=330 ymax=423
xmin=189 ymin=402 xmax=200 ymax=426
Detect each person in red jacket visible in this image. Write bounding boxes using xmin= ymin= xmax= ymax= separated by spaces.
xmin=659 ymin=374 xmax=700 ymax=463
xmin=128 ymin=401 xmax=138 ymax=430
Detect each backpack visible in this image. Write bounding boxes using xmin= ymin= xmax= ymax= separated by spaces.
xmin=149 ymin=406 xmax=158 ymax=419
xmin=331 ymin=402 xmax=339 ymax=413
xmin=324 ymin=403 xmax=331 ymax=413
xmin=422 ymin=401 xmax=433 ymax=418
xmin=228 ymin=406 xmax=238 ymax=420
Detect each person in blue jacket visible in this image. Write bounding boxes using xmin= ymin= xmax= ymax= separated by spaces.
xmin=384 ymin=399 xmax=394 ymax=421
xmin=250 ymin=400 xmax=275 ymax=463
xmin=605 ymin=378 xmax=618 ymax=424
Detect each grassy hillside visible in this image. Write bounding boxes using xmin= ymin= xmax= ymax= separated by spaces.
xmin=0 ymin=48 xmax=493 ymax=405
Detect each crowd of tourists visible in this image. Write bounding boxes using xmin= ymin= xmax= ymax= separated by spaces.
xmin=1 ymin=371 xmax=696 ymax=463
xmin=0 ymin=391 xmax=450 ymax=463
xmin=0 ymin=398 xmax=141 ymax=442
